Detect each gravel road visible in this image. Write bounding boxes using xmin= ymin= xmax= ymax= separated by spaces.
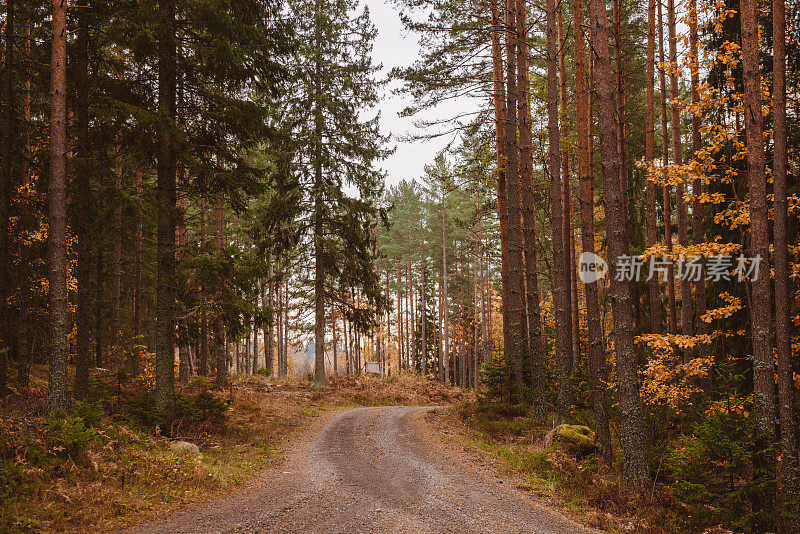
xmin=123 ymin=406 xmax=597 ymax=533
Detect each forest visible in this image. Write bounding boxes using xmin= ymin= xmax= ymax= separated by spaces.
xmin=1 ymin=0 xmax=799 ymax=532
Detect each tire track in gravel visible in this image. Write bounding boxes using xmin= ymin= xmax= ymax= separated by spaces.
xmin=122 ymin=406 xmax=599 ymax=533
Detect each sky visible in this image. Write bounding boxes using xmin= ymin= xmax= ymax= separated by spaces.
xmin=363 ymin=0 xmax=472 ymax=188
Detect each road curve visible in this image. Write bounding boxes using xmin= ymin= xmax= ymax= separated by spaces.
xmin=123 ymin=406 xmax=597 ymax=534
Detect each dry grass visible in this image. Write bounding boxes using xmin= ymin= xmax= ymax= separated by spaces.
xmin=433 ymin=401 xmax=691 ymax=533
xmin=0 ymin=369 xmax=462 ymax=533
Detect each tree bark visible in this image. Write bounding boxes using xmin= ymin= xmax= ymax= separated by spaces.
xmin=133 ymin=168 xmax=143 ymax=374
xmin=155 ymin=0 xmax=178 ymax=408
xmin=47 ymin=0 xmax=70 ymax=413
xmin=199 ymin=194 xmax=209 ymax=376
xmin=516 ymin=0 xmax=545 ymax=414
xmin=547 ymin=0 xmax=571 ymax=421
xmin=772 ymin=0 xmax=798 ymax=505
xmin=741 ymin=0 xmax=776 ymax=524
xmin=489 ymin=0 xmax=512 ymax=381
xmin=74 ymin=0 xmax=92 ymax=398
xmin=312 ymin=0 xmax=326 ymax=389
xmin=503 ymin=0 xmax=525 ymax=401
xmin=441 ymin=192 xmax=450 ymax=384
xmin=215 ymin=189 xmax=227 ymax=388
xmin=421 ymin=239 xmax=427 ymax=375
xmin=113 ymin=139 xmax=122 ymax=347
xmin=588 ymin=0 xmax=649 ymax=486
xmin=657 ymin=0 xmax=677 ymax=333
xmin=667 ymin=0 xmax=692 ymax=342
xmin=645 ymin=0 xmax=660 ymax=335
xmin=0 ymin=0 xmax=15 ymax=392
xmin=574 ymin=0 xmax=612 ymax=465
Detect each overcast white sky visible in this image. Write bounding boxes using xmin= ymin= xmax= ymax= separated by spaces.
xmin=363 ymin=0 xmax=470 ymax=187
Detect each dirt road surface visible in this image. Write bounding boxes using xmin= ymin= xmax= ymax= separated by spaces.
xmin=123 ymin=406 xmax=597 ymax=533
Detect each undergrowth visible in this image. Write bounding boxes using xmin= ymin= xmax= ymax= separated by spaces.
xmin=0 ymin=367 xmax=462 ymax=533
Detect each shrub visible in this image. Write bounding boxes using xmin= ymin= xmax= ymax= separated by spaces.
xmin=45 ymin=415 xmax=96 ymax=463
xmin=666 ymin=410 xmax=773 ymax=532
xmin=126 ymin=391 xmax=230 ymax=438
xmin=256 ymin=367 xmax=271 ymax=377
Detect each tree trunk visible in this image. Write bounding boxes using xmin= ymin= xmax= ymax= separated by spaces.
xmin=657 ymin=0 xmax=677 ymax=333
xmin=421 ymin=239 xmax=427 ymax=375
xmin=312 ymin=0 xmax=326 ymax=389
xmin=772 ymin=0 xmax=798 ymax=506
xmin=740 ymin=0 xmax=775 ymax=439
xmin=199 ymin=195 xmax=209 ymax=376
xmin=547 ymin=0 xmax=572 ymax=421
xmin=489 ymin=0 xmax=512 ymax=382
xmin=95 ymin=249 xmax=103 ymax=367
xmin=74 ymin=0 xmax=92 ymax=398
xmin=612 ymin=0 xmax=629 ymax=242
xmin=741 ymin=0 xmax=777 ymax=524
xmin=688 ymin=0 xmax=710 ymax=394
xmin=588 ymin=0 xmax=649 ymax=486
xmin=574 ymin=0 xmax=612 ymax=465
xmin=47 ymin=0 xmax=70 ymax=413
xmin=559 ymin=5 xmax=581 ymax=391
xmin=155 ymin=0 xmax=178 ymax=408
xmin=645 ymin=0 xmax=660 ymax=335
xmin=442 ymin=192 xmax=450 ymax=384
xmin=667 ymin=0 xmax=692 ymax=343
xmin=113 ymin=140 xmax=122 ymax=347
xmin=503 ymin=0 xmax=525 ymax=401
xmin=267 ymin=260 xmax=275 ymax=375
xmin=134 ymin=167 xmax=143 ymax=375
xmin=215 ymin=190 xmax=227 ymax=387
xmin=516 ymin=0 xmax=545 ymax=413
xmin=0 ymin=0 xmax=15 ymax=392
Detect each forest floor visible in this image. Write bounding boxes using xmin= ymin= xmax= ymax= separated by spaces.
xmin=1 ymin=372 xmax=718 ymax=533
xmin=122 ymin=405 xmax=596 ymax=534
xmin=0 ymin=370 xmax=465 ymax=533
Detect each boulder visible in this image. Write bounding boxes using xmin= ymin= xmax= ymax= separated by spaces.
xmin=169 ymin=440 xmax=200 ymax=455
xmin=544 ymin=424 xmax=596 ymax=457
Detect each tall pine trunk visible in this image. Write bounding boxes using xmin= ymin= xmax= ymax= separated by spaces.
xmin=155 ymin=0 xmax=178 ymax=408
xmin=688 ymin=0 xmax=710 ymax=393
xmin=312 ymin=0 xmax=326 ymax=389
xmin=574 ymin=0 xmax=611 ymax=464
xmin=74 ymin=0 xmax=92 ymax=398
xmin=0 ymin=0 xmax=15 ymax=392
xmin=516 ymin=0 xmax=545 ymax=413
xmin=772 ymin=0 xmax=798 ymax=506
xmin=134 ymin=168 xmax=143 ymax=374
xmin=47 ymin=0 xmax=69 ymax=413
xmin=441 ymin=192 xmax=450 ymax=384
xmin=657 ymin=0 xmax=677 ymax=333
xmin=547 ymin=0 xmax=571 ymax=421
xmin=215 ymin=189 xmax=227 ymax=388
xmin=667 ymin=0 xmax=692 ymax=342
xmin=113 ymin=139 xmax=122 ymax=347
xmin=645 ymin=0 xmax=660 ymax=334
xmin=588 ymin=0 xmax=649 ymax=486
xmin=503 ymin=0 xmax=525 ymax=401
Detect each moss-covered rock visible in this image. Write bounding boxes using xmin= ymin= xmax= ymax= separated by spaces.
xmin=545 ymin=424 xmax=597 ymax=457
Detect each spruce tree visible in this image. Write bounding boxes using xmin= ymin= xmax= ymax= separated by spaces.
xmin=286 ymin=0 xmax=388 ymax=388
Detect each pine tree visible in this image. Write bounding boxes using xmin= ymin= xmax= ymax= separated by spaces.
xmin=286 ymin=0 xmax=388 ymax=388
xmin=47 ymin=0 xmax=69 ymax=413
xmin=588 ymin=0 xmax=649 ymax=486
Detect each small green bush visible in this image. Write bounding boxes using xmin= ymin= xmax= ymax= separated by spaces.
xmin=126 ymin=391 xmax=230 ymax=437
xmin=188 ymin=375 xmax=213 ymax=390
xmin=256 ymin=367 xmax=271 ymax=377
xmin=45 ymin=415 xmax=96 ymax=463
